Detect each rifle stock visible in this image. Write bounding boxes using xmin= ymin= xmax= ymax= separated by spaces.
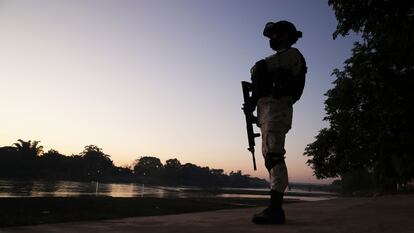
xmin=241 ymin=81 xmax=260 ymax=170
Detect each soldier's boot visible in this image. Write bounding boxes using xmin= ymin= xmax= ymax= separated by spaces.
xmin=252 ymin=190 xmax=285 ymax=224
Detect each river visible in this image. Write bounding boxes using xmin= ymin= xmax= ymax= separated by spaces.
xmin=0 ymin=179 xmax=337 ymax=201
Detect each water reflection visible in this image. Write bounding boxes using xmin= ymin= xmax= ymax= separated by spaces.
xmin=3 ymin=180 xmax=35 ymax=197
xmin=0 ymin=180 xmax=336 ymax=201
xmin=0 ymin=180 xmax=184 ymax=198
xmin=217 ymin=193 xmax=334 ymax=201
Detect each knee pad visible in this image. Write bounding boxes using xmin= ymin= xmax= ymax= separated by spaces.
xmin=265 ymin=152 xmax=285 ymax=171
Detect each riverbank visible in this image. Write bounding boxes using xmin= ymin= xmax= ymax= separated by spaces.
xmin=2 ymin=194 xmax=413 ymax=233
xmin=0 ymin=196 xmax=301 ymax=227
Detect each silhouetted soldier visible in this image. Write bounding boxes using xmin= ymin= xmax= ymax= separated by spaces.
xmin=249 ymin=21 xmax=307 ymax=224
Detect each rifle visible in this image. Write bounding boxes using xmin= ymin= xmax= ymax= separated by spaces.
xmin=241 ymin=81 xmax=260 ymax=170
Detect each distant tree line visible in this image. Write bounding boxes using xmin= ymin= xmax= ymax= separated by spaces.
xmin=0 ymin=139 xmax=268 ymax=188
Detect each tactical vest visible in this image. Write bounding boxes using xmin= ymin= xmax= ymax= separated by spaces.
xmin=251 ymin=49 xmax=307 ymax=103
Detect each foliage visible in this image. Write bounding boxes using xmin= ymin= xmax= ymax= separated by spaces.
xmin=80 ymin=145 xmax=114 ymax=180
xmin=13 ymin=139 xmax=44 ymax=157
xmin=0 ymin=140 xmax=268 ymax=188
xmin=304 ymin=0 xmax=414 ymax=192
xmin=164 ymin=158 xmax=182 ymax=185
xmin=132 ymin=156 xmax=267 ymax=188
xmin=133 ymin=156 xmax=163 ymax=178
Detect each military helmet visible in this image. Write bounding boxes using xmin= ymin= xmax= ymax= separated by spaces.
xmin=263 ymin=20 xmax=302 ymax=43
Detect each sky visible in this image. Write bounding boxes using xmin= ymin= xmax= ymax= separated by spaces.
xmin=0 ymin=0 xmax=360 ymax=183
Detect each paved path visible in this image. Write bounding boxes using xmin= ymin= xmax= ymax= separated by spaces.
xmin=2 ymin=195 xmax=413 ymax=233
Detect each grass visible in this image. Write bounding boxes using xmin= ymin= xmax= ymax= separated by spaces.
xmin=0 ymin=196 xmax=294 ymax=227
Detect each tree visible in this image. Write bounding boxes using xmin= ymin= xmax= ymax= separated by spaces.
xmin=42 ymin=149 xmax=64 ymax=158
xmin=0 ymin=146 xmax=18 ymax=178
xmin=4 ymin=139 xmax=44 ymax=178
xmin=210 ymin=169 xmax=225 ymax=187
xmin=38 ymin=149 xmax=67 ymax=179
xmin=13 ymin=139 xmax=43 ymax=157
xmin=80 ymin=145 xmax=114 ymax=181
xmin=304 ymin=0 xmax=414 ymax=192
xmin=163 ymin=158 xmax=182 ymax=185
xmin=180 ymin=163 xmax=211 ymax=186
xmin=133 ymin=156 xmax=163 ymax=178
xmin=228 ymin=170 xmax=251 ymax=188
xmin=165 ymin=158 xmax=181 ymax=170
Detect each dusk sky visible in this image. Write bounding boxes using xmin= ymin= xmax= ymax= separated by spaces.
xmin=0 ymin=0 xmax=360 ymax=183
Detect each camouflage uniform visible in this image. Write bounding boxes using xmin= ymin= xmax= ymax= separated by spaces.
xmin=256 ymin=47 xmax=305 ymax=192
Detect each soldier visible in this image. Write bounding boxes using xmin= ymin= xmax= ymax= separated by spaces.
xmin=249 ymin=20 xmax=307 ymax=224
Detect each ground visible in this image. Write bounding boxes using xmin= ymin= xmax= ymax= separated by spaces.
xmin=1 ymin=195 xmax=413 ymax=233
